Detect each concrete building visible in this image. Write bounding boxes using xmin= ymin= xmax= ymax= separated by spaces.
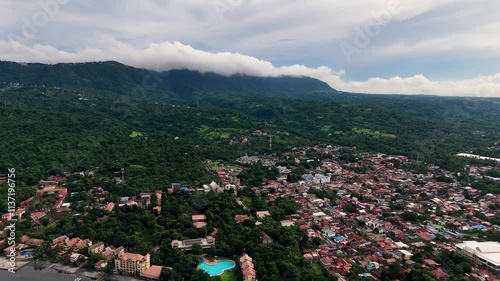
xmin=240 ymin=254 xmax=256 ymax=281
xmin=456 ymin=241 xmax=500 ymax=272
xmin=140 ymin=265 xmax=165 ymax=280
xmin=171 ymin=236 xmax=215 ymax=251
xmin=88 ymin=241 xmax=105 ymax=254
xmin=113 ymin=248 xmax=150 ymax=275
xmin=192 ymin=214 xmax=207 ymax=228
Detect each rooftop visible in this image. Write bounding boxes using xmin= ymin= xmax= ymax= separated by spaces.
xmin=121 ymin=252 xmax=148 ymax=262
xmin=140 ymin=265 xmax=163 ymax=280
xmin=456 ymin=241 xmax=500 ymax=266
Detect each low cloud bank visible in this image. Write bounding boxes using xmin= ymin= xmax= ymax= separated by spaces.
xmin=1 ymin=40 xmax=499 ymax=97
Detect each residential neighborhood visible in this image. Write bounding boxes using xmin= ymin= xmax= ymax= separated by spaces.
xmin=1 ymin=144 xmax=499 ymax=281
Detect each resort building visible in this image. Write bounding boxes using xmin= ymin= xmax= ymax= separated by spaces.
xmin=239 ymin=254 xmax=256 ymax=281
xmin=30 ymin=211 xmax=46 ymax=221
xmin=104 ymin=202 xmax=115 ymax=212
xmin=94 ymin=260 xmax=108 ymax=271
xmin=456 ymin=241 xmax=500 ymax=272
xmin=50 ymin=235 xmax=91 ymax=254
xmin=140 ymin=265 xmax=165 ymax=280
xmin=192 ymin=214 xmax=207 ymax=228
xmin=235 ymin=214 xmax=250 ymax=223
xmin=88 ymin=241 xmax=105 ymax=254
xmin=70 ymin=253 xmax=86 ymax=263
xmin=256 ymin=211 xmax=270 ymax=219
xmin=113 ymin=248 xmax=151 ymax=274
xmin=261 ymin=231 xmax=273 ymax=245
xmin=102 ymin=246 xmax=117 ymax=261
xmin=171 ymin=236 xmax=215 ymax=251
xmin=36 ymin=188 xmax=68 ymax=210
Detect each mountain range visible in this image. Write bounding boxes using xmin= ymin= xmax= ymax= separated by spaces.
xmin=0 ymin=61 xmax=336 ymax=99
xmin=0 ymin=60 xmax=499 ymax=186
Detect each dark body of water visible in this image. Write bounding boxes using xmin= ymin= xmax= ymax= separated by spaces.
xmin=0 ymin=263 xmax=93 ymax=281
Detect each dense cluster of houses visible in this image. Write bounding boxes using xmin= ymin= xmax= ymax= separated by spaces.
xmin=198 ymin=145 xmax=500 ymax=280
xmin=258 ymin=146 xmax=500 ymax=280
xmin=49 ymin=234 xmax=164 ymax=279
xmin=0 ymin=171 xmax=168 ymax=279
xmin=2 ymin=144 xmax=499 ymax=280
xmin=116 ymin=191 xmax=162 ymax=213
xmin=1 ymin=234 xmax=45 ymax=256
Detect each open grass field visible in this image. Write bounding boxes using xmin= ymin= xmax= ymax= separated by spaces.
xmin=220 ymin=269 xmax=238 ymax=281
xmin=352 ymin=127 xmax=396 ymax=139
xmin=129 ymin=131 xmax=143 ymax=138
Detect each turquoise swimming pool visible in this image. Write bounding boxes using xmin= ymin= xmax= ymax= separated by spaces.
xmin=198 ymin=259 xmax=235 ymax=276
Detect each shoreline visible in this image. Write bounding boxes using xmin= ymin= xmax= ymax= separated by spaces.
xmin=35 ymin=261 xmax=106 ymax=280
xmin=0 ymin=256 xmax=31 ymax=271
xmin=0 ymin=260 xmax=141 ymax=281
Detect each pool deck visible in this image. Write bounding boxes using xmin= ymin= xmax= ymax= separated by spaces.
xmin=201 ymin=256 xmax=219 ymax=265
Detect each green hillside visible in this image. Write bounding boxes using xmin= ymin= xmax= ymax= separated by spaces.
xmin=0 ymin=61 xmax=499 ymax=187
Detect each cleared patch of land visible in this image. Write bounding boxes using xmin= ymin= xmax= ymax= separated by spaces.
xmin=352 ymin=127 xmax=396 ymax=139
xmin=129 ymin=131 xmax=143 ymax=138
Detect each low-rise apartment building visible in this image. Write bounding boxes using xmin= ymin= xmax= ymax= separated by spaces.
xmin=113 ymin=248 xmax=151 ymax=274
xmin=171 ymin=236 xmax=215 ymax=251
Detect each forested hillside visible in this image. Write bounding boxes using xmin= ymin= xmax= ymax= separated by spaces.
xmin=0 ymin=61 xmax=499 ymax=189
xmin=0 ymin=61 xmax=335 ymax=99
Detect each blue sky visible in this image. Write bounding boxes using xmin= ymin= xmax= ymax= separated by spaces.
xmin=1 ymin=0 xmax=499 ymax=96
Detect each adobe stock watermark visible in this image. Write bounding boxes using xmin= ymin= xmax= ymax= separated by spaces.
xmin=130 ymin=68 xmax=165 ymax=101
xmin=442 ymin=77 xmax=496 ymax=131
xmin=340 ymin=0 xmax=401 ymax=64
xmin=417 ymin=78 xmax=497 ymax=165
xmin=7 ymin=0 xmax=70 ymax=49
xmin=6 ymin=168 xmax=17 ymax=273
xmin=464 ymin=77 xmax=496 ymax=117
xmin=270 ymin=102 xmax=291 ymax=125
xmin=212 ymin=0 xmax=263 ymax=20
xmin=110 ymin=64 xmax=165 ymax=120
xmin=474 ymin=77 xmax=496 ymax=99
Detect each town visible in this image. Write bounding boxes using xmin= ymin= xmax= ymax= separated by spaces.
xmin=1 ymin=144 xmax=499 ymax=281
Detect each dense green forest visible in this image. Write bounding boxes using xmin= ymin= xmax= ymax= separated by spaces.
xmin=0 ymin=61 xmax=499 ymax=280
xmin=27 ymin=191 xmax=334 ymax=281
xmin=0 ymin=61 xmax=499 ymax=190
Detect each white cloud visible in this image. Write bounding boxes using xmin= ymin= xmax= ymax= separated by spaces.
xmin=0 ymin=39 xmax=343 ymax=77
xmin=1 ymin=0 xmax=477 ymax=57
xmin=332 ymin=74 xmax=500 ymax=97
xmin=373 ymin=21 xmax=500 ymax=58
xmin=1 ymin=40 xmax=499 ymax=97
xmin=2 ymin=0 xmax=500 ymax=79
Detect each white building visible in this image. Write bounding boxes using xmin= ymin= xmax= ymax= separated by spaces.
xmin=313 ymin=174 xmax=331 ymax=184
xmin=456 ymin=241 xmax=500 ymax=272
